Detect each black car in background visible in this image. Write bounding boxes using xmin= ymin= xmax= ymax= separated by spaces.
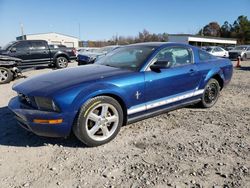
xmin=0 ymin=40 xmax=76 ymax=69
xmin=77 ymin=45 xmax=120 ymax=65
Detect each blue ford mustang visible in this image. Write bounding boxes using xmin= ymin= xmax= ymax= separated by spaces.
xmin=8 ymin=42 xmax=233 ymax=146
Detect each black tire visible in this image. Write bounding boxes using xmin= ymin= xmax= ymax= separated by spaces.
xmin=73 ymin=96 xmax=123 ymax=147
xmin=0 ymin=67 xmax=13 ymax=84
xmin=55 ymin=56 xmax=68 ymax=69
xmin=199 ymin=78 xmax=220 ymax=108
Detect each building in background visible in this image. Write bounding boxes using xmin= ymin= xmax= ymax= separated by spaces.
xmin=168 ymin=34 xmax=237 ymax=47
xmin=16 ymin=32 xmax=79 ymax=47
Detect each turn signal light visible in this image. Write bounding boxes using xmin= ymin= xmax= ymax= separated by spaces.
xmin=33 ymin=119 xmax=63 ymax=124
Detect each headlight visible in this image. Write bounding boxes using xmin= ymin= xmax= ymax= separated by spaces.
xmin=34 ymin=97 xmax=60 ymax=112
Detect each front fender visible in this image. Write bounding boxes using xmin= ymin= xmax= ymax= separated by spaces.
xmin=71 ymin=82 xmax=128 ymax=113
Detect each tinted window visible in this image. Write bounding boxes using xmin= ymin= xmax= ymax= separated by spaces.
xmin=155 ymin=47 xmax=193 ymax=67
xmin=31 ymin=41 xmax=46 ymax=50
xmin=199 ymin=50 xmax=215 ymax=61
xmin=12 ymin=42 xmax=31 ymax=51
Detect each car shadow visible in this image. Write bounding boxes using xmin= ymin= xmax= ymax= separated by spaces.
xmin=238 ymin=66 xmax=250 ymax=71
xmin=0 ymin=106 xmax=85 ymax=148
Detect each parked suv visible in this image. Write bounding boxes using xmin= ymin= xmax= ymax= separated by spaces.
xmin=229 ymin=45 xmax=250 ymax=61
xmin=0 ymin=40 xmax=76 ymax=69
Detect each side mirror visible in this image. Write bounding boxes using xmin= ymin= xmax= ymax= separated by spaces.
xmin=150 ymin=60 xmax=171 ymax=72
xmin=10 ymin=48 xmax=16 ymax=53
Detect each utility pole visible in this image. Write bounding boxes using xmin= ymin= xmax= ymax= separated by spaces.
xmin=78 ymin=23 xmax=81 ymax=40
xmin=20 ymin=23 xmax=24 ymax=40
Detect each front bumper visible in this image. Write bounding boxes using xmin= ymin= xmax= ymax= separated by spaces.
xmin=8 ymin=97 xmax=72 ymax=138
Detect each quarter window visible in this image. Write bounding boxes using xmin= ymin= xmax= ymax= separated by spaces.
xmin=155 ymin=47 xmax=193 ymax=67
xmin=199 ymin=50 xmax=214 ymax=61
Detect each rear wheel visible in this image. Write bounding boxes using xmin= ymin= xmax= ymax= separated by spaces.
xmin=0 ymin=67 xmax=13 ymax=84
xmin=55 ymin=57 xmax=68 ymax=69
xmin=199 ymin=78 xmax=220 ymax=108
xmin=73 ymin=96 xmax=123 ymax=147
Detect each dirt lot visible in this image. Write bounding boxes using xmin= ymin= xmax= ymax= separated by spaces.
xmin=0 ymin=61 xmax=249 ymax=188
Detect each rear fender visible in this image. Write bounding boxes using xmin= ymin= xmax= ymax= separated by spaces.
xmin=200 ymin=67 xmax=225 ymax=89
xmin=53 ymin=52 xmax=70 ymax=62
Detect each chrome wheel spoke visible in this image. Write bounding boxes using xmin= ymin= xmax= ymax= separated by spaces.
xmin=101 ymin=105 xmax=109 ymax=117
xmin=89 ymin=112 xmax=100 ymax=122
xmin=101 ymin=126 xmax=109 ymax=137
xmin=106 ymin=115 xmax=118 ymax=123
xmin=89 ymin=123 xmax=100 ymax=136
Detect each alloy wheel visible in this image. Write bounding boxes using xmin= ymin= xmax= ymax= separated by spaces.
xmin=204 ymin=83 xmax=218 ymax=104
xmin=0 ymin=69 xmax=8 ymax=82
xmin=85 ymin=103 xmax=119 ymax=141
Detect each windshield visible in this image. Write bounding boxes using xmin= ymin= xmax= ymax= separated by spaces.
xmin=2 ymin=41 xmax=15 ymax=50
xmin=96 ymin=46 xmax=156 ymax=71
xmin=234 ymin=46 xmax=247 ymax=50
xmin=96 ymin=46 xmax=116 ymax=53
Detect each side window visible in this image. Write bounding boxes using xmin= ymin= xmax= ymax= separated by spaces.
xmin=155 ymin=47 xmax=193 ymax=67
xmin=12 ymin=42 xmax=30 ymax=51
xmin=199 ymin=50 xmax=214 ymax=61
xmin=215 ymin=47 xmax=223 ymax=52
xmin=31 ymin=41 xmax=46 ymax=50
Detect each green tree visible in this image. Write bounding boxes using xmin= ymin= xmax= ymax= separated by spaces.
xmin=202 ymin=22 xmax=221 ymax=37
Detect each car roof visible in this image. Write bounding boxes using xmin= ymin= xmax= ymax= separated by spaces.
xmin=126 ymin=42 xmax=192 ymax=48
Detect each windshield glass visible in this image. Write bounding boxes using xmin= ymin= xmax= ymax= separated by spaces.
xmin=2 ymin=41 xmax=15 ymax=50
xmin=96 ymin=46 xmax=156 ymax=71
xmin=234 ymin=46 xmax=247 ymax=50
xmin=96 ymin=46 xmax=115 ymax=53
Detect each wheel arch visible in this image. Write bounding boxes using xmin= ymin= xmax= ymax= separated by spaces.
xmin=203 ymin=68 xmax=225 ymax=91
xmin=71 ymin=84 xmax=129 ymax=127
xmin=53 ymin=53 xmax=70 ymax=62
xmin=211 ymin=74 xmax=224 ymax=90
xmin=96 ymin=93 xmax=128 ymax=126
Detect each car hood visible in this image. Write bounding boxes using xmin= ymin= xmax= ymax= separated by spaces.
xmin=13 ymin=64 xmax=132 ymax=96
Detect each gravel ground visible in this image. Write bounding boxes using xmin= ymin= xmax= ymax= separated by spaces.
xmin=0 ymin=61 xmax=249 ymax=188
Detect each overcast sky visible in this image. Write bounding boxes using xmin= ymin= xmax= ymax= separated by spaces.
xmin=0 ymin=0 xmax=250 ymax=46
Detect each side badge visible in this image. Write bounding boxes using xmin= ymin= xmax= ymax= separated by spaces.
xmin=135 ymin=91 xmax=141 ymax=100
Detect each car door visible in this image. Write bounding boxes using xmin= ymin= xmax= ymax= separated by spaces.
xmin=8 ymin=41 xmax=32 ymax=66
xmin=144 ymin=46 xmax=201 ymax=109
xmin=29 ymin=41 xmax=51 ymax=65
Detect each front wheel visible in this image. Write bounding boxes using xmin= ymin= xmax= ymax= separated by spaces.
xmin=0 ymin=67 xmax=13 ymax=84
xmin=199 ymin=78 xmax=220 ymax=108
xmin=73 ymin=96 xmax=123 ymax=147
xmin=55 ymin=57 xmax=68 ymax=69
